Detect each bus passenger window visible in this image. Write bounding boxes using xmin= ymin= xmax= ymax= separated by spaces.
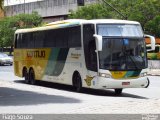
xmin=68 ymin=26 xmax=81 ymax=48
xmin=14 ymin=34 xmax=18 ymax=48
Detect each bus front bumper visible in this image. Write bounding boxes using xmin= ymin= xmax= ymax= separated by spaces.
xmin=96 ymin=76 xmax=149 ymax=89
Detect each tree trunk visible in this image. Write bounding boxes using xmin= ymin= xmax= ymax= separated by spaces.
xmin=9 ymin=45 xmax=13 ymax=55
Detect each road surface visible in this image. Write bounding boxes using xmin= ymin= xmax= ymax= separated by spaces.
xmin=0 ymin=65 xmax=160 ymax=115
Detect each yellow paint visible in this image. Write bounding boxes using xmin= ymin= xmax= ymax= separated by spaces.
xmin=111 ymin=71 xmax=127 ymax=79
xmin=84 ymin=75 xmax=94 ymax=86
xmin=14 ymin=48 xmax=51 ymax=80
xmin=111 ymin=71 xmax=139 ymax=79
xmin=46 ymin=21 xmax=70 ymax=26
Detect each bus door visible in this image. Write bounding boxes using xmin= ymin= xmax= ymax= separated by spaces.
xmin=83 ymin=24 xmax=98 ymax=87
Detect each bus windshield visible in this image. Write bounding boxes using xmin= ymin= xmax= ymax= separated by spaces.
xmin=97 ymin=24 xmax=147 ymax=71
xmin=97 ymin=24 xmax=143 ymax=37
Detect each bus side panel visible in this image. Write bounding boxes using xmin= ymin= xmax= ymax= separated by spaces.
xmin=42 ymin=48 xmax=84 ymax=86
xmin=63 ymin=48 xmax=84 ymax=85
xmin=14 ymin=49 xmax=23 ymax=77
xmin=14 ymin=48 xmax=51 ymax=79
xmin=42 ymin=48 xmax=70 ymax=83
xmin=44 ymin=48 xmax=69 ymax=77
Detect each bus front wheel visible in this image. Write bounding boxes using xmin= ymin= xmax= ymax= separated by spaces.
xmin=145 ymin=78 xmax=150 ymax=88
xmin=115 ymin=89 xmax=123 ymax=95
xmin=73 ymin=72 xmax=82 ymax=92
xmin=29 ymin=69 xmax=36 ymax=85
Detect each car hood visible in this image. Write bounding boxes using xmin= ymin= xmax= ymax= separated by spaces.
xmin=0 ymin=57 xmax=13 ymax=61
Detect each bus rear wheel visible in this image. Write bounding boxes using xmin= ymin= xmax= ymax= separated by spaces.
xmin=73 ymin=72 xmax=82 ymax=92
xmin=29 ymin=69 xmax=36 ymax=85
xmin=115 ymin=89 xmax=123 ymax=95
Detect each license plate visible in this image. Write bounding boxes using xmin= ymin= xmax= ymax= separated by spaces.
xmin=122 ymin=82 xmax=130 ymax=85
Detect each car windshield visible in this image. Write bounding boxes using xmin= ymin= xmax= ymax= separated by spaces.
xmin=0 ymin=53 xmax=9 ymax=58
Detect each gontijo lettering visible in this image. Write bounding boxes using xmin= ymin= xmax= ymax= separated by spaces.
xmin=27 ymin=50 xmax=45 ymax=58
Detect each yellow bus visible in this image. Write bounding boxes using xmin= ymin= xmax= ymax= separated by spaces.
xmin=14 ymin=19 xmax=155 ymax=95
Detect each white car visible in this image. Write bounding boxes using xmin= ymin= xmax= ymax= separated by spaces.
xmin=0 ymin=53 xmax=13 ymax=66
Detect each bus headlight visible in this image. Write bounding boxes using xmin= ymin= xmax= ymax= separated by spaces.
xmin=99 ymin=73 xmax=111 ymax=78
xmin=140 ymin=72 xmax=147 ymax=77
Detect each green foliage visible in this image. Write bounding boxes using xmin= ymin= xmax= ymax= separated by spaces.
xmin=69 ymin=3 xmax=112 ymax=19
xmin=0 ymin=12 xmax=42 ymax=47
xmin=0 ymin=0 xmax=4 ymax=10
xmin=145 ymin=16 xmax=160 ymax=37
xmin=16 ymin=12 xmax=43 ymax=28
xmin=69 ymin=0 xmax=160 ymax=37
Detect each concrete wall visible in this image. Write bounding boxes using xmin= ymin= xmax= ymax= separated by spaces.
xmin=148 ymin=60 xmax=160 ymax=69
xmin=5 ymin=0 xmax=97 ymax=22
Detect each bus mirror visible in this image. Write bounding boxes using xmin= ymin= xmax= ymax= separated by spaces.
xmin=145 ymin=34 xmax=155 ymax=51
xmin=93 ymin=34 xmax=102 ymax=51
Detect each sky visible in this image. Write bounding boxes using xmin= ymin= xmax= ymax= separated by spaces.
xmin=4 ymin=0 xmax=43 ymax=6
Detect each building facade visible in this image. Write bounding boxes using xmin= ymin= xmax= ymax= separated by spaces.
xmin=4 ymin=0 xmax=98 ymax=22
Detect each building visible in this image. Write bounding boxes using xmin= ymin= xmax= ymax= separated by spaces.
xmin=4 ymin=0 xmax=98 ymax=22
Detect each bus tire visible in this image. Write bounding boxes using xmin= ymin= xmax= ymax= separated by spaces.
xmin=115 ymin=89 xmax=123 ymax=95
xmin=72 ymin=72 xmax=82 ymax=92
xmin=29 ymin=69 xmax=36 ymax=85
xmin=145 ymin=77 xmax=150 ymax=88
xmin=23 ymin=68 xmax=29 ymax=84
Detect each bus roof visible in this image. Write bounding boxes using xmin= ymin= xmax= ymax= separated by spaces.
xmin=15 ymin=19 xmax=140 ymax=34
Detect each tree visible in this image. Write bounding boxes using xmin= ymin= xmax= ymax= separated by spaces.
xmin=69 ymin=3 xmax=112 ymax=19
xmin=109 ymin=0 xmax=160 ymax=36
xmin=0 ymin=0 xmax=4 ymax=10
xmin=145 ymin=15 xmax=160 ymax=37
xmin=0 ymin=0 xmax=4 ymax=18
xmin=69 ymin=0 xmax=160 ymax=37
xmin=0 ymin=12 xmax=42 ymax=53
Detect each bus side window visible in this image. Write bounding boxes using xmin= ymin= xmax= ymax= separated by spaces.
xmin=56 ymin=28 xmax=68 ymax=48
xmin=27 ymin=32 xmax=34 ymax=48
xmin=34 ymin=31 xmax=45 ymax=48
xmin=68 ymin=26 xmax=81 ymax=48
xmin=18 ymin=33 xmax=23 ymax=48
xmin=44 ymin=30 xmax=56 ymax=48
xmin=16 ymin=33 xmax=21 ymax=48
xmin=14 ymin=34 xmax=18 ymax=48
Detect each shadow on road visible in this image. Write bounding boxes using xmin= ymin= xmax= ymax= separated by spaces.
xmin=0 ymin=87 xmax=81 ymax=106
xmin=14 ymin=80 xmax=148 ymax=99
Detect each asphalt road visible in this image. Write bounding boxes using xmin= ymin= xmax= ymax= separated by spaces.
xmin=0 ymin=65 xmax=160 ymax=99
xmin=0 ymin=65 xmax=160 ymax=115
xmin=0 ymin=66 xmax=160 ymax=99
xmin=0 ymin=65 xmax=22 ymax=81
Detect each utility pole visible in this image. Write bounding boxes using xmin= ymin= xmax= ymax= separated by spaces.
xmin=24 ymin=0 xmax=25 ymax=13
